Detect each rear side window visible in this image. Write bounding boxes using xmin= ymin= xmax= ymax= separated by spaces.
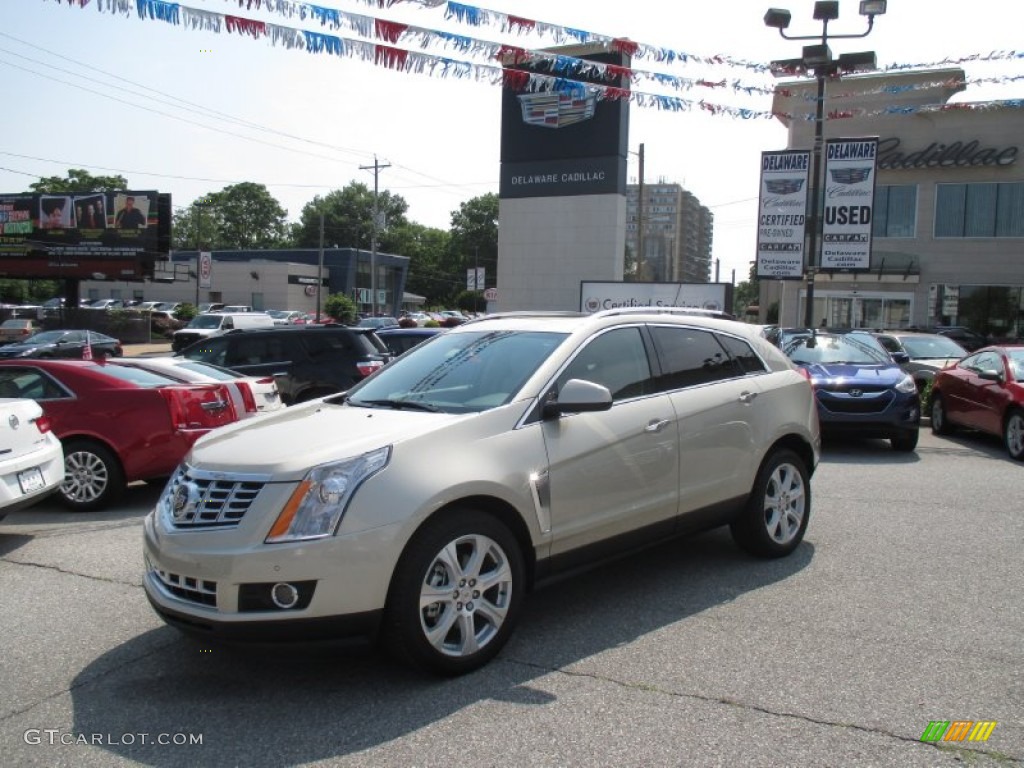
xmin=302 ymin=330 xmax=369 ymax=361
xmin=225 ymin=335 xmax=289 ymax=366
xmin=716 ymin=334 xmax=768 ymax=375
xmin=650 ymin=326 xmax=738 ymax=391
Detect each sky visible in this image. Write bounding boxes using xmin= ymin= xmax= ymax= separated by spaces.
xmin=2 ymin=0 xmax=1022 ymax=287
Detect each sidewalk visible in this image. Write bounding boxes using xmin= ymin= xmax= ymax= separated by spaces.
xmin=122 ymin=341 xmax=173 ymax=357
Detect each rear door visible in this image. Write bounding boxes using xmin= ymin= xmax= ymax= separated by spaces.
xmin=648 ymin=325 xmax=762 ymax=521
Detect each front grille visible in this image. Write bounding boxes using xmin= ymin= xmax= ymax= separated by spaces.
xmin=819 ymin=390 xmax=894 ymax=414
xmin=163 ymin=465 xmax=267 ymax=529
xmin=153 ymin=568 xmax=217 ymax=607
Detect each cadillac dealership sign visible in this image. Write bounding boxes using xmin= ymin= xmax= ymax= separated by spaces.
xmin=756 ymin=150 xmax=810 ymax=280
xmin=821 ymin=138 xmax=879 ymax=272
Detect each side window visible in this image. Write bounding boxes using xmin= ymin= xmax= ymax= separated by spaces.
xmin=716 ymin=334 xmax=768 ymax=375
xmin=184 ymin=338 xmax=228 ymax=366
xmin=556 ymin=327 xmax=653 ymax=401
xmin=875 ymin=336 xmax=900 ymax=354
xmin=303 ymin=332 xmax=351 ymax=361
xmin=227 ymin=336 xmax=286 ymax=366
xmin=650 ymin=326 xmax=737 ymax=391
xmin=970 ymin=351 xmax=1001 ymax=373
xmin=0 ymin=368 xmax=67 ymax=400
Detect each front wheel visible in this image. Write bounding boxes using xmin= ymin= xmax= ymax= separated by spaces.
xmin=1005 ymin=409 xmax=1024 ymax=461
xmin=60 ymin=440 xmax=125 ymax=511
xmin=730 ymin=449 xmax=810 ymax=559
xmin=384 ymin=510 xmax=524 ymax=675
xmin=891 ymin=429 xmax=919 ymax=452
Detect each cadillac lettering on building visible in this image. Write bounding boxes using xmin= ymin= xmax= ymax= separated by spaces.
xmin=877 ymin=136 xmax=1017 ymax=169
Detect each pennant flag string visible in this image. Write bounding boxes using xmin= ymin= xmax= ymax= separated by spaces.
xmin=50 ymin=0 xmax=1024 ymax=122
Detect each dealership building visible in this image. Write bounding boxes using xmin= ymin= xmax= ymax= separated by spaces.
xmin=761 ymin=67 xmax=1024 ymax=338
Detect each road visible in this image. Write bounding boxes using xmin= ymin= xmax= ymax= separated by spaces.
xmin=1 ymin=427 xmax=1021 ymax=767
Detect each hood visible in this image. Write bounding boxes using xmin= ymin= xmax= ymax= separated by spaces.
xmin=0 ymin=342 xmax=47 ymax=357
xmin=188 ymin=399 xmax=472 ymax=478
xmin=800 ymin=362 xmax=905 ymax=385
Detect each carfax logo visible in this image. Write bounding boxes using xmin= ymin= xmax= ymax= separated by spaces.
xmin=920 ymin=720 xmax=997 ymax=743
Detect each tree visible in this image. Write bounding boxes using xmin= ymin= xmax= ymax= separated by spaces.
xmin=733 ymin=261 xmax=760 ymax=320
xmin=448 ymin=193 xmax=498 ymax=291
xmin=293 ymin=182 xmax=409 ymax=250
xmin=29 ymin=168 xmax=128 ymax=194
xmin=324 ymin=293 xmax=358 ymax=325
xmin=388 ymin=222 xmax=461 ymax=307
xmin=172 ymin=183 xmax=290 ymax=251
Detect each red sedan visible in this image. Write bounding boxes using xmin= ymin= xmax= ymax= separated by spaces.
xmin=0 ymin=359 xmax=242 ymax=510
xmin=930 ymin=344 xmax=1024 ymax=460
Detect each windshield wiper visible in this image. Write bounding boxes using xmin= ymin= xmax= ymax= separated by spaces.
xmin=354 ymin=398 xmax=442 ymax=412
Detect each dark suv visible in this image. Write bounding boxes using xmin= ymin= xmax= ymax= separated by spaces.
xmin=177 ymin=327 xmax=389 ymax=405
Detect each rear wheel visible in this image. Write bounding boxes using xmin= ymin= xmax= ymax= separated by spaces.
xmin=730 ymin=449 xmax=810 ymax=559
xmin=1004 ymin=409 xmax=1024 ymax=461
xmin=60 ymin=440 xmax=125 ymax=511
xmin=384 ymin=510 xmax=524 ymax=675
xmin=930 ymin=394 xmax=954 ymax=435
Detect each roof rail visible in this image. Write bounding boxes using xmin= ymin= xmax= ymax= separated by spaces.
xmin=461 ymin=311 xmax=586 ymax=325
xmin=593 ymin=306 xmax=737 ymax=321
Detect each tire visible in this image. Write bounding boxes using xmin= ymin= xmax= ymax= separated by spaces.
xmin=930 ymin=394 xmax=954 ymax=435
xmin=60 ymin=440 xmax=125 ymax=512
xmin=730 ymin=449 xmax=810 ymax=559
xmin=383 ymin=510 xmax=524 ymax=675
xmin=1004 ymin=409 xmax=1024 ymax=461
xmin=891 ymin=429 xmax=919 ymax=452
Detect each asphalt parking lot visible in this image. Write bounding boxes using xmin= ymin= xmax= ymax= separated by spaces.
xmin=1 ymin=427 xmax=1021 ymax=767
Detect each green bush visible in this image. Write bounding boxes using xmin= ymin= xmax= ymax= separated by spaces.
xmin=324 ymin=293 xmax=358 ymax=325
xmin=423 ymin=319 xmax=441 ymax=328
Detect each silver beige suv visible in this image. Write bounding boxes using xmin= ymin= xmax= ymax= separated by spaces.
xmin=144 ymin=309 xmax=820 ymax=674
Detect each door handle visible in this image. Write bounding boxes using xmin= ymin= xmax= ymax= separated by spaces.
xmin=739 ymin=391 xmax=759 ymax=404
xmin=644 ymin=418 xmax=671 ymax=433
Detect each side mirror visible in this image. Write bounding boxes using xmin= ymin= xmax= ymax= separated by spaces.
xmin=891 ymin=351 xmax=910 ymax=365
xmin=543 ymin=378 xmax=613 ymax=418
xmin=977 ymin=368 xmax=1003 ymax=383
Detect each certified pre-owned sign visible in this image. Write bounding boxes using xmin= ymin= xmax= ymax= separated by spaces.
xmin=580 ymin=282 xmax=731 ymax=314
xmin=821 ymin=137 xmax=879 ymax=271
xmin=756 ymin=150 xmax=810 ymax=280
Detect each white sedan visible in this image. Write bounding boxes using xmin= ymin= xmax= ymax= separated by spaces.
xmin=108 ymin=357 xmax=283 ymax=418
xmin=0 ymin=397 xmax=64 ymax=520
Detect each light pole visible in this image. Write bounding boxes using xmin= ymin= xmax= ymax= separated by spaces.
xmin=628 ymin=143 xmax=646 ymax=280
xmin=765 ymin=0 xmax=885 ymax=328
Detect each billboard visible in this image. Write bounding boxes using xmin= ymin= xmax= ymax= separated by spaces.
xmin=499 ymin=46 xmax=629 ymax=199
xmin=821 ymin=138 xmax=878 ymax=271
xmin=580 ymin=281 xmax=732 ymax=314
xmin=0 ymin=191 xmax=171 ymax=280
xmin=756 ymin=150 xmax=810 ymax=280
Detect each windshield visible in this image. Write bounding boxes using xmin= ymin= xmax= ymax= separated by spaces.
xmin=347 ymin=330 xmax=567 ymax=413
xmin=785 ymin=333 xmax=890 ymax=365
xmin=187 ymin=315 xmax=225 ymax=329
xmin=899 ymin=336 xmax=968 ymax=359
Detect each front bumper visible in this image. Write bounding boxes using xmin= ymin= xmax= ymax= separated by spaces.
xmin=142 ymin=508 xmax=406 ymax=642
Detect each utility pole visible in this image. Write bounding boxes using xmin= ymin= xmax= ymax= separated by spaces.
xmin=637 ymin=143 xmax=645 ymax=281
xmin=316 ymin=212 xmax=324 ymax=320
xmin=360 ymin=156 xmax=390 ymax=316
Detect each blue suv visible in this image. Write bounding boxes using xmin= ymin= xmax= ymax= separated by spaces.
xmin=783 ymin=331 xmax=921 ymax=452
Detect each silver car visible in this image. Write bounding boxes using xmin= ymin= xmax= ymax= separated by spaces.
xmin=143 ymin=309 xmax=820 ymax=674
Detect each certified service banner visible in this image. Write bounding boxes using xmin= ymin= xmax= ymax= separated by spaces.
xmin=821 ymin=138 xmax=878 ymax=271
xmin=756 ymin=150 xmax=810 ymax=280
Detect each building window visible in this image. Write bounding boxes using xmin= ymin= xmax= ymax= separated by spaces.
xmin=935 ymin=182 xmax=1024 ymax=238
xmin=872 ymin=185 xmax=917 ymax=238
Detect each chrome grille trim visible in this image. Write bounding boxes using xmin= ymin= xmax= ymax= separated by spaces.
xmin=162 ymin=464 xmax=273 ymax=529
xmin=152 ymin=568 xmax=218 ymax=607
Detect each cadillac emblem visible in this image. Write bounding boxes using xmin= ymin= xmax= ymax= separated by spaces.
xmin=8 ymin=414 xmax=19 ymax=430
xmin=171 ymin=482 xmax=200 ymax=522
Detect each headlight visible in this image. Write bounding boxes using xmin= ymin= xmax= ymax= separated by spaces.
xmin=265 ymin=447 xmax=391 ymax=543
xmin=895 ymin=373 xmax=918 ymax=394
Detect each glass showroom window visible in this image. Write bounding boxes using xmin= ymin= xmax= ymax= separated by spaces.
xmin=872 ymin=185 xmax=917 ymax=238
xmin=935 ymin=182 xmax=1024 ymax=237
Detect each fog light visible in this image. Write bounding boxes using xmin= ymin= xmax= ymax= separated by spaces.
xmin=271 ymin=582 xmax=300 ymax=609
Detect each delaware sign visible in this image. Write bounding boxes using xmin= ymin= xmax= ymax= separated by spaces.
xmin=821 ymin=138 xmax=879 ymax=271
xmin=756 ymin=150 xmax=810 ymax=280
